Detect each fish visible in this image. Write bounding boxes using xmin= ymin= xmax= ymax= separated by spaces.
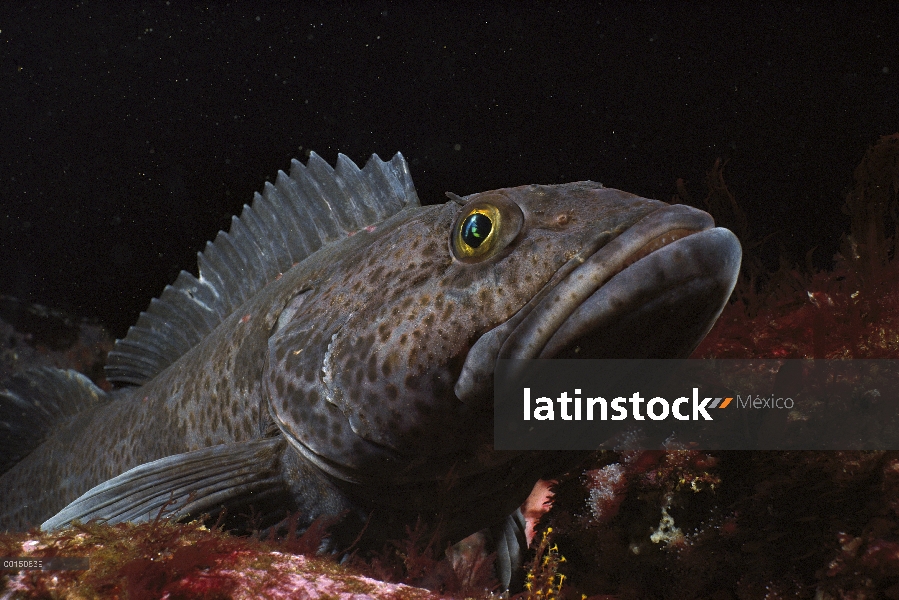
xmin=0 ymin=152 xmax=741 ymax=586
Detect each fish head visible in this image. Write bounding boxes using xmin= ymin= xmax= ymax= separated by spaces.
xmin=264 ymin=181 xmax=741 ymax=487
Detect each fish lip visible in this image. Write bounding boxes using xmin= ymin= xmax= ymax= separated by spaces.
xmin=538 ymin=225 xmax=741 ymax=359
xmin=455 ymin=203 xmax=740 ymax=402
xmin=498 ymin=203 xmax=720 ymax=360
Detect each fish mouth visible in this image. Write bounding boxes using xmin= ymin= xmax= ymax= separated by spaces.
xmin=455 ymin=203 xmax=742 ymax=402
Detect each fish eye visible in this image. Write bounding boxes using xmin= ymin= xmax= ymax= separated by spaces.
xmin=461 ymin=212 xmax=492 ymax=248
xmin=450 ymin=194 xmax=524 ymax=263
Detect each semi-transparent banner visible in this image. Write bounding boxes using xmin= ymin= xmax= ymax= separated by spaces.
xmin=494 ymin=359 xmax=899 ymax=450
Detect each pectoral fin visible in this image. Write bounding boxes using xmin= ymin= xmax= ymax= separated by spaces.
xmin=42 ymin=436 xmax=286 ymax=531
xmin=490 ymin=508 xmax=527 ymax=591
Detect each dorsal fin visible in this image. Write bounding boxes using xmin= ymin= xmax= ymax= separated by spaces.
xmin=105 ymin=152 xmax=420 ymax=385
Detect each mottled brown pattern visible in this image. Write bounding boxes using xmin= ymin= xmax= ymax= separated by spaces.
xmin=262 ymin=184 xmax=665 ymax=498
xmin=0 ymin=178 xmax=708 ymax=556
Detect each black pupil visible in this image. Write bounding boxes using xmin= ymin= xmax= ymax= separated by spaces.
xmin=461 ymin=213 xmax=492 ymax=248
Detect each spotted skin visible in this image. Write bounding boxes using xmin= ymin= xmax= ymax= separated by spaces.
xmin=0 ymin=180 xmax=736 ymax=561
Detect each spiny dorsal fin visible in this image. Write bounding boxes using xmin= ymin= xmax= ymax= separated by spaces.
xmin=105 ymin=152 xmax=420 ymax=385
xmin=0 ymin=368 xmax=108 ymax=475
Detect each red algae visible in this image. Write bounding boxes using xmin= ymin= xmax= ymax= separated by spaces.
xmin=842 ymin=132 xmax=899 ymax=282
xmin=693 ymin=255 xmax=899 ymax=360
xmin=6 ymin=136 xmax=899 ymax=599
xmin=695 ymin=133 xmax=899 ymax=361
xmin=0 ymin=518 xmax=450 ymax=599
xmin=531 ymin=135 xmax=899 ymax=599
xmin=349 ymin=517 xmax=500 ymax=597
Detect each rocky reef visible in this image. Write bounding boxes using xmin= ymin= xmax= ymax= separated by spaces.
xmin=3 ymin=134 xmax=899 ymax=599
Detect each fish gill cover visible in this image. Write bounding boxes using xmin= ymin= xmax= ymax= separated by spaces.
xmin=1 ymin=147 xmax=742 ymax=596
xmin=2 ymin=135 xmax=899 ymax=598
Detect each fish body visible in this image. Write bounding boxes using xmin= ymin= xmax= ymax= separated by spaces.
xmin=0 ymin=152 xmax=741 ymax=584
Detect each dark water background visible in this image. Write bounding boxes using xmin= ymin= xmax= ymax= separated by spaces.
xmin=1 ymin=2 xmax=897 ymax=337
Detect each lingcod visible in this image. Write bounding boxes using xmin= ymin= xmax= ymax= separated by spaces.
xmin=0 ymin=152 xmax=741 ymax=585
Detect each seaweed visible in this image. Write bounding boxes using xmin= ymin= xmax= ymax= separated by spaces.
xmin=842 ymin=133 xmax=899 ymax=283
xmin=8 ymin=135 xmax=899 ymax=599
xmin=693 ymin=134 xmax=899 ymax=360
xmin=1 ymin=512 xmax=252 ymax=599
xmin=527 ymin=135 xmax=899 ymax=599
xmin=0 ymin=510 xmax=452 ymax=599
xmin=514 ymin=528 xmax=568 ymax=600
xmin=350 ymin=517 xmax=499 ymax=598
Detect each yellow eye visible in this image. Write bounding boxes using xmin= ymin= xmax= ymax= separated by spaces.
xmin=450 ymin=194 xmax=524 ymax=263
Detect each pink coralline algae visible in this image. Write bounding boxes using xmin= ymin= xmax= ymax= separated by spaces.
xmin=0 ymin=519 xmax=451 ymax=600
